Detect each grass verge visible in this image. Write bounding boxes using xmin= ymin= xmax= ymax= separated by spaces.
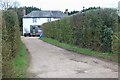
xmin=11 ymin=41 xmax=29 ymax=78
xmin=41 ymin=37 xmax=118 ymax=62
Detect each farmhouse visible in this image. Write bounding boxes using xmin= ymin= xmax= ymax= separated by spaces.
xmin=23 ymin=10 xmax=66 ymax=36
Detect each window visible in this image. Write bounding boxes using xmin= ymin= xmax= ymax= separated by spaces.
xmin=33 ymin=18 xmax=37 ymax=23
xmin=47 ymin=18 xmax=51 ymax=22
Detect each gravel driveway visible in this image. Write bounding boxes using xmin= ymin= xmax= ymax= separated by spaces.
xmin=21 ymin=37 xmax=118 ymax=78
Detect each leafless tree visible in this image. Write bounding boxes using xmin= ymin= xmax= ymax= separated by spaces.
xmin=0 ymin=0 xmax=20 ymax=10
xmin=12 ymin=1 xmax=20 ymax=9
xmin=0 ymin=0 xmax=10 ymax=10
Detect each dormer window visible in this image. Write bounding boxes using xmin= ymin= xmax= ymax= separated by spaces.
xmin=33 ymin=18 xmax=37 ymax=23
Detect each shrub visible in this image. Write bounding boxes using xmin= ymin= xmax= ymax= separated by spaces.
xmin=2 ymin=10 xmax=20 ymax=78
xmin=42 ymin=8 xmax=118 ymax=53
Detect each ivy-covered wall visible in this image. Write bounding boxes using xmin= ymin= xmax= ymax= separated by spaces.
xmin=42 ymin=8 xmax=118 ymax=53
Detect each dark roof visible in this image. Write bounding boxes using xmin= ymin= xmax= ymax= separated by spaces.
xmin=23 ymin=10 xmax=67 ymax=18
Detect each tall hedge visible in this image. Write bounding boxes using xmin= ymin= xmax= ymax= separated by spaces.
xmin=0 ymin=11 xmax=2 ymax=79
xmin=2 ymin=10 xmax=20 ymax=77
xmin=112 ymin=16 xmax=120 ymax=54
xmin=42 ymin=8 xmax=118 ymax=53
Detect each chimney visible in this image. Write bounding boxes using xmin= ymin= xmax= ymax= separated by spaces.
xmin=23 ymin=6 xmax=26 ymax=16
xmin=65 ymin=9 xmax=68 ymax=15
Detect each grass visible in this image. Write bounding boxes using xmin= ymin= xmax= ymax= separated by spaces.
xmin=11 ymin=41 xmax=29 ymax=78
xmin=41 ymin=37 xmax=118 ymax=62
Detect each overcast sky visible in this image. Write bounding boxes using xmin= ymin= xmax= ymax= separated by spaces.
xmin=17 ymin=0 xmax=119 ymax=11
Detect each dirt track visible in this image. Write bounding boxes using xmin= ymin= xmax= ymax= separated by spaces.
xmin=21 ymin=37 xmax=118 ymax=78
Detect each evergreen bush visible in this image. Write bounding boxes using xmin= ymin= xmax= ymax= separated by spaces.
xmin=42 ymin=8 xmax=118 ymax=53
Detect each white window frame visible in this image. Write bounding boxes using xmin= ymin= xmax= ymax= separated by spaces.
xmin=47 ymin=18 xmax=51 ymax=22
xmin=33 ymin=18 xmax=37 ymax=23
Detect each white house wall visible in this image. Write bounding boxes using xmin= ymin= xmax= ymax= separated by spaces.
xmin=23 ymin=18 xmax=60 ymax=35
xmin=40 ymin=18 xmax=59 ymax=25
xmin=51 ymin=18 xmax=60 ymax=21
xmin=40 ymin=18 xmax=48 ymax=25
xmin=23 ymin=18 xmax=41 ymax=35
